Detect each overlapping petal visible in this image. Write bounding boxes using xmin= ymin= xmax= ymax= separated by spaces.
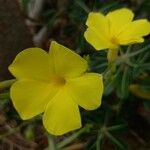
xmin=106 ymin=8 xmax=134 ymax=35
xmin=10 ymin=79 xmax=59 ymax=120
xmin=49 ymin=41 xmax=87 ymax=78
xmin=84 ymin=29 xmax=111 ymax=50
xmin=86 ymin=12 xmax=109 ymax=38
xmin=119 ymin=19 xmax=150 ymax=44
xmin=43 ymin=89 xmax=81 ymax=135
xmin=9 ymin=48 xmax=53 ymax=82
xmin=84 ymin=12 xmax=110 ymax=50
xmin=66 ymin=73 xmax=103 ymax=110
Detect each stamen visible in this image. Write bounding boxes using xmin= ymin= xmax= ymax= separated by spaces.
xmin=52 ymin=76 xmax=66 ymax=86
xmin=111 ymin=37 xmax=119 ymax=45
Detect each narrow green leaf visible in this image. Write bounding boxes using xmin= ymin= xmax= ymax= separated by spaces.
xmin=96 ymin=131 xmax=104 ymax=150
xmin=107 ymin=124 xmax=127 ymax=132
xmin=57 ymin=124 xmax=92 ymax=149
xmin=0 ymin=92 xmax=10 ymax=100
xmin=104 ymin=68 xmax=121 ymax=95
xmin=120 ymin=67 xmax=131 ymax=99
xmin=105 ymin=132 xmax=127 ymax=150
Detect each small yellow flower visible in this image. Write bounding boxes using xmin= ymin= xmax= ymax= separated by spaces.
xmin=84 ymin=8 xmax=150 ymax=61
xmin=9 ymin=41 xmax=103 ymax=135
xmin=130 ymin=84 xmax=150 ymax=100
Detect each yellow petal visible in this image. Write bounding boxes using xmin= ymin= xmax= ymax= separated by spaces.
xmin=86 ymin=12 xmax=109 ymax=38
xmin=49 ymin=41 xmax=87 ymax=78
xmin=10 ymin=79 xmax=59 ymax=120
xmin=66 ymin=73 xmax=103 ymax=110
xmin=84 ymin=12 xmax=110 ymax=50
xmin=130 ymin=84 xmax=150 ymax=100
xmin=9 ymin=48 xmax=53 ymax=82
xmin=106 ymin=8 xmax=134 ymax=35
xmin=84 ymin=28 xmax=110 ymax=50
xmin=119 ymin=19 xmax=150 ymax=44
xmin=43 ymin=89 xmax=81 ymax=135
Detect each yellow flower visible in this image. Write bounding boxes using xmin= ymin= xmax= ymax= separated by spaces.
xmin=9 ymin=41 xmax=103 ymax=135
xmin=84 ymin=8 xmax=150 ymax=62
xmin=130 ymin=84 xmax=150 ymax=100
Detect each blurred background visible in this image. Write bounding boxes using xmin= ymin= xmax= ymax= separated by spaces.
xmin=0 ymin=0 xmax=150 ymax=149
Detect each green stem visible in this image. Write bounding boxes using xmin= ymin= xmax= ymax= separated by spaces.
xmin=112 ymin=98 xmax=124 ymax=113
xmin=0 ymin=79 xmax=16 ymax=90
xmin=107 ymin=124 xmax=127 ymax=132
xmin=126 ymin=44 xmax=150 ymax=58
xmin=116 ymin=44 xmax=150 ymax=65
xmin=75 ymin=0 xmax=90 ymax=13
xmin=48 ymin=134 xmax=56 ymax=150
xmin=96 ymin=131 xmax=104 ymax=150
xmin=126 ymin=45 xmax=132 ymax=54
xmin=107 ymin=49 xmax=119 ymax=64
xmin=96 ymin=109 xmax=110 ymax=149
xmin=57 ymin=124 xmax=92 ymax=149
xmin=105 ymin=131 xmax=126 ymax=150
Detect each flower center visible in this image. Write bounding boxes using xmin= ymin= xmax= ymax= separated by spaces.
xmin=110 ymin=36 xmax=119 ymax=45
xmin=52 ymin=75 xmax=66 ymax=86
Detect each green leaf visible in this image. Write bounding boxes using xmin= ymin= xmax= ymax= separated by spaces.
xmin=57 ymin=124 xmax=92 ymax=149
xmin=118 ymin=67 xmax=131 ymax=99
xmin=107 ymin=124 xmax=127 ymax=132
xmin=104 ymin=68 xmax=121 ymax=95
xmin=96 ymin=131 xmax=104 ymax=150
xmin=105 ymin=132 xmax=127 ymax=150
xmin=0 ymin=92 xmax=10 ymax=100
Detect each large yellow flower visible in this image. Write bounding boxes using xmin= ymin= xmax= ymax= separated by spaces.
xmin=84 ymin=8 xmax=150 ymax=61
xmin=9 ymin=41 xmax=103 ymax=135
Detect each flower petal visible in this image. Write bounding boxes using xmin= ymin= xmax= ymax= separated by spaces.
xmin=84 ymin=12 xmax=110 ymax=50
xmin=84 ymin=28 xmax=110 ymax=50
xmin=49 ymin=41 xmax=87 ymax=78
xmin=10 ymin=79 xmax=59 ymax=120
xmin=106 ymin=8 xmax=134 ymax=35
xmin=118 ymin=19 xmax=150 ymax=44
xmin=43 ymin=89 xmax=81 ymax=135
xmin=9 ymin=48 xmax=53 ymax=81
xmin=86 ymin=12 xmax=109 ymax=38
xmin=67 ymin=73 xmax=103 ymax=110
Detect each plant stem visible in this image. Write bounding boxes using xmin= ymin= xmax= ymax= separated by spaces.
xmin=116 ymin=44 xmax=150 ymax=65
xmin=127 ymin=44 xmax=150 ymax=57
xmin=107 ymin=124 xmax=127 ymax=132
xmin=126 ymin=45 xmax=132 ymax=54
xmin=0 ymin=79 xmax=16 ymax=90
xmin=48 ymin=134 xmax=56 ymax=150
xmin=96 ymin=131 xmax=104 ymax=150
xmin=75 ymin=0 xmax=90 ymax=13
xmin=105 ymin=131 xmax=126 ymax=150
xmin=57 ymin=124 xmax=92 ymax=149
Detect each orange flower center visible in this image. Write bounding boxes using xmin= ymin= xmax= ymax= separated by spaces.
xmin=110 ymin=36 xmax=119 ymax=45
xmin=52 ymin=76 xmax=66 ymax=86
